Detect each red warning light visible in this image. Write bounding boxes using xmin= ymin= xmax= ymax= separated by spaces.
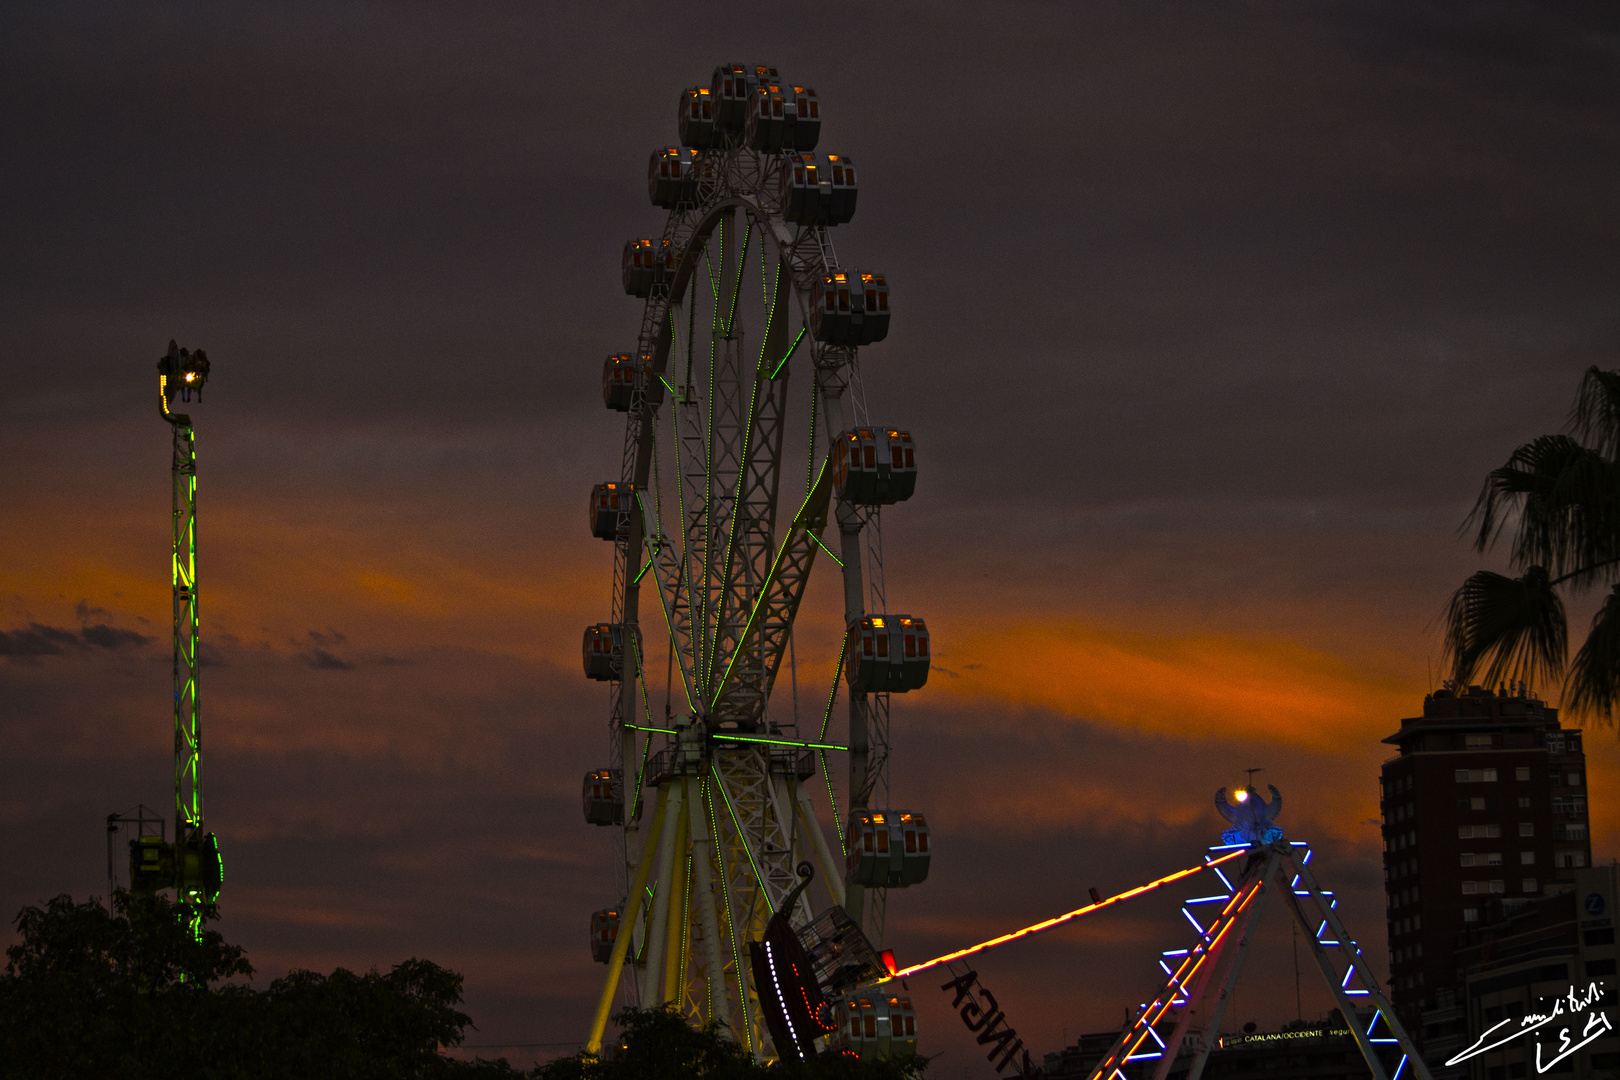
xmin=879 ymin=949 xmax=897 ymax=976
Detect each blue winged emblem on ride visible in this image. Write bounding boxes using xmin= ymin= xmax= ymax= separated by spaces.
xmin=1215 ymin=785 xmax=1284 ymax=846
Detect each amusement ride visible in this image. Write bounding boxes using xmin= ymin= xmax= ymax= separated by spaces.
xmin=582 ymin=61 xmax=929 ymax=1058
xmin=579 ymin=63 xmax=1434 ymax=1080
xmin=108 ymin=342 xmax=224 ymax=931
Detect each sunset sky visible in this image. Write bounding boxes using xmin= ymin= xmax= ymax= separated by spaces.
xmin=4 ymin=3 xmax=1620 ymax=1074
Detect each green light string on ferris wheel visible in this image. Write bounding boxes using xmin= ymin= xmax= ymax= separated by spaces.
xmin=630 ymin=735 xmax=653 ymax=821
xmin=768 ymin=326 xmax=806 ymax=381
xmin=818 ymin=628 xmax=852 ymax=855
xmin=810 ymin=532 xmax=843 ymax=567
xmin=760 ymin=228 xmax=771 ymax=312
xmin=715 ymin=256 xmax=780 ymax=644
xmin=806 ymin=378 xmax=817 ymax=498
xmin=628 ymin=630 xmax=661 ymax=820
xmin=725 ymin=222 xmax=751 ymax=336
xmin=820 ymin=750 xmax=844 ymax=859
xmin=719 ymin=734 xmax=848 ymax=752
xmin=703 ymin=778 xmax=753 ymax=1053
xmin=703 ymin=235 xmax=720 ymax=701
xmin=819 ymin=628 xmax=850 ymax=742
xmin=709 ymin=762 xmax=770 ymax=915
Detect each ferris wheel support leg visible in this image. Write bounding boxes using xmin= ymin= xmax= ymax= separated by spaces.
xmin=640 ymin=780 xmax=686 ymax=1004
xmin=663 ymin=798 xmax=693 ymax=1006
xmin=793 ymin=783 xmax=846 ymax=909
xmin=687 ymin=776 xmax=730 ymax=1027
xmin=586 ymin=784 xmax=671 ymax=1055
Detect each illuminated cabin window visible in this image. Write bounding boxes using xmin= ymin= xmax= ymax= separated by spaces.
xmin=844 ymin=809 xmax=931 ymax=889
xmin=778 ymin=151 xmax=856 ymax=225
xmin=833 ymin=428 xmax=916 ymax=506
xmin=582 ymin=623 xmax=640 ymax=682
xmin=602 ymin=354 xmax=659 ymax=412
xmin=678 ymin=86 xmax=717 ymax=149
xmin=710 ymin=62 xmax=779 ymax=133
xmin=589 ymin=908 xmax=621 ymax=964
xmin=811 ymin=270 xmax=889 ymax=346
xmin=621 ymin=238 xmax=678 ymax=298
xmin=827 ymin=990 xmax=918 ymax=1060
xmin=744 ymin=81 xmax=818 ymax=153
xmin=647 ymin=146 xmax=700 ymax=209
xmin=582 ymin=768 xmax=623 ymax=826
xmin=589 ymin=482 xmax=633 ymax=540
xmin=844 ymin=614 xmax=930 ymax=693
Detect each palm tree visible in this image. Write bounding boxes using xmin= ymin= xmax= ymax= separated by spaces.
xmin=1443 ymin=367 xmax=1620 ymax=722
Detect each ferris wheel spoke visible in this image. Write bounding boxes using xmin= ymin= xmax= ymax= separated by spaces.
xmin=709 ymin=459 xmax=832 ymax=713
xmin=636 ymin=492 xmax=702 ymax=712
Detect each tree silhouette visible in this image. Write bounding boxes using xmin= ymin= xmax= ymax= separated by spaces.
xmin=1443 ymin=366 xmax=1620 ymax=720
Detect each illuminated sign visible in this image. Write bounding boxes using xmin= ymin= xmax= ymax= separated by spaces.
xmin=1446 ymin=980 xmax=1613 ymax=1074
xmin=940 ymin=968 xmax=1038 ymax=1079
xmin=1218 ymin=1028 xmax=1350 ymax=1049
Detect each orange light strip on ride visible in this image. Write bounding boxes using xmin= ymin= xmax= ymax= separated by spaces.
xmin=1103 ymin=878 xmax=1263 ymax=1075
xmin=885 ymin=847 xmax=1249 ymax=980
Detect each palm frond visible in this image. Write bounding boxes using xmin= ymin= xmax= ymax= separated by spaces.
xmin=1572 ymin=366 xmax=1620 ymax=461
xmin=1563 ymin=583 xmax=1620 ymax=724
xmin=1465 ymin=434 xmax=1620 ymax=586
xmin=1443 ymin=566 xmax=1567 ymax=689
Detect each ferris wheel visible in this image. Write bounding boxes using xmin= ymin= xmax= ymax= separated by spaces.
xmin=580 ymin=64 xmax=932 ymax=1060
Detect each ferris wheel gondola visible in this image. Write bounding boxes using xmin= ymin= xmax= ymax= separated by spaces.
xmin=577 ymin=63 xmax=932 ymax=1062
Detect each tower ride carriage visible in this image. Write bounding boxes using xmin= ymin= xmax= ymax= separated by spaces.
xmin=579 ymin=63 xmax=931 ymax=1062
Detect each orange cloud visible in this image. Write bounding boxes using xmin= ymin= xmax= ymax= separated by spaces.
xmin=932 ymin=621 xmax=1422 ymax=752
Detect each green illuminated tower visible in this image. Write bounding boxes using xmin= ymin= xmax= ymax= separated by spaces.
xmin=134 ymin=341 xmax=222 ymax=925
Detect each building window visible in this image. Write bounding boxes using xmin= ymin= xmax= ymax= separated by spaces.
xmin=1568 ymin=772 xmax=1582 ymax=787
xmin=1467 ymin=734 xmax=1493 ymax=749
xmin=1487 ymin=852 xmax=1502 ymax=866
xmin=1489 ymin=880 xmax=1505 ymax=893
xmin=1518 ymin=796 xmax=1531 ymax=809
xmin=1586 ymin=928 xmax=1616 ymax=946
xmin=1519 ymin=822 xmax=1534 ymax=836
xmin=1462 ymin=882 xmax=1479 ymax=895
xmin=1523 ymin=878 xmax=1537 ymax=894
xmin=1553 ymin=795 xmax=1587 ymax=814
xmin=1558 ymin=824 xmax=1587 ymax=841
xmin=1464 ymin=907 xmax=1480 ymax=922
xmin=1459 ymin=824 xmax=1502 ymax=839
xmin=1516 ymin=766 xmax=1530 ymax=781
xmin=1520 ymin=851 xmax=1535 ymax=865
xmin=1559 ymin=851 xmax=1588 ymax=869
xmin=1589 ymin=959 xmax=1618 ymax=977
xmin=1461 ymin=854 xmax=1476 ymax=867
xmin=1456 ymin=768 xmax=1498 ymax=783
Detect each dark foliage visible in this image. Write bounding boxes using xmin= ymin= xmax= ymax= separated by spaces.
xmin=0 ymin=890 xmax=523 ymax=1079
xmin=535 ymin=1006 xmax=927 ymax=1080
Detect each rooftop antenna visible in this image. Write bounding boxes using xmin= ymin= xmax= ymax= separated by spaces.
xmin=1243 ymin=767 xmax=1263 ymax=792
